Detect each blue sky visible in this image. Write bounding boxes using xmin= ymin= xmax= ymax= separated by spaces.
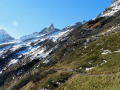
xmin=0 ymin=0 xmax=113 ymax=39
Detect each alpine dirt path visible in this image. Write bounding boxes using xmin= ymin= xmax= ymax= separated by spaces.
xmin=58 ymin=69 xmax=120 ymax=77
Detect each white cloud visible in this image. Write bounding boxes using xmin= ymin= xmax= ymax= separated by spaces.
xmin=12 ymin=21 xmax=18 ymax=26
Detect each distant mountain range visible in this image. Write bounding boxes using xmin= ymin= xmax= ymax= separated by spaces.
xmin=0 ymin=22 xmax=82 ymax=71
xmin=0 ymin=23 xmax=82 ymax=44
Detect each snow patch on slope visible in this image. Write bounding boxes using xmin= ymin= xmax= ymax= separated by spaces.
xmin=114 ymin=49 xmax=120 ymax=52
xmin=51 ymin=29 xmax=73 ymax=42
xmin=101 ymin=0 xmax=120 ymax=17
xmin=8 ymin=59 xmax=19 ymax=67
xmin=101 ymin=50 xmax=111 ymax=55
xmin=86 ymin=67 xmax=93 ymax=71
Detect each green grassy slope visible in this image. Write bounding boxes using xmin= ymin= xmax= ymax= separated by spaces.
xmin=6 ymin=25 xmax=120 ymax=90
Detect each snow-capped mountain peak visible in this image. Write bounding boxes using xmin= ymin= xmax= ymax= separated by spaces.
xmin=100 ymin=0 xmax=120 ymax=17
xmin=46 ymin=24 xmax=54 ymax=29
xmin=0 ymin=29 xmax=14 ymax=44
xmin=20 ymin=24 xmax=61 ymax=42
xmin=39 ymin=24 xmax=60 ymax=34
